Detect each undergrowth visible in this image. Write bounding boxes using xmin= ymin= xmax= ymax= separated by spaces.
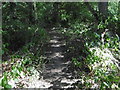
xmin=60 ymin=21 xmax=120 ymax=89
xmin=1 ymin=27 xmax=48 ymax=88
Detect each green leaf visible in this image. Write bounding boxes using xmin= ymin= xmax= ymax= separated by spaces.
xmin=4 ymin=84 xmax=12 ymax=88
xmin=107 ymin=75 xmax=114 ymax=82
xmin=2 ymin=76 xmax=8 ymax=87
xmin=103 ymin=82 xmax=110 ymax=88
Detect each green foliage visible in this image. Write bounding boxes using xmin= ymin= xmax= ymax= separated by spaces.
xmin=85 ymin=46 xmax=120 ymax=89
xmin=0 ymin=74 xmax=12 ymax=89
xmin=1 ymin=53 xmax=45 ymax=88
xmin=1 ymin=2 xmax=120 ymax=89
xmin=72 ymin=58 xmax=82 ymax=67
xmin=60 ymin=4 xmax=120 ymax=88
xmin=86 ymin=52 xmax=101 ymax=65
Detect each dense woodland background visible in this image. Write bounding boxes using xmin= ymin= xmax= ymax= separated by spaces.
xmin=0 ymin=1 xmax=120 ymax=89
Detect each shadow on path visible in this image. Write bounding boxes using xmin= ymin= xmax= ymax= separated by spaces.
xmin=42 ymin=28 xmax=81 ymax=88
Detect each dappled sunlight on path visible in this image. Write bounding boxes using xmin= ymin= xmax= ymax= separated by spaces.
xmin=41 ymin=28 xmax=81 ymax=89
xmin=18 ymin=28 xmax=81 ymax=88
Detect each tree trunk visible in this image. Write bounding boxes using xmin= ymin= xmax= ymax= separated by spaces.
xmin=117 ymin=1 xmax=120 ymax=37
xmin=33 ymin=2 xmax=38 ymax=24
xmin=27 ymin=2 xmax=34 ymax=24
xmin=98 ymin=1 xmax=108 ymax=23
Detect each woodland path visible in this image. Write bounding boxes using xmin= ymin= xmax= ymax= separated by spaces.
xmin=42 ymin=28 xmax=81 ymax=89
xmin=16 ymin=28 xmax=81 ymax=89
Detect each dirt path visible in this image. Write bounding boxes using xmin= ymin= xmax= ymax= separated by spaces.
xmin=11 ymin=28 xmax=81 ymax=88
xmin=41 ymin=28 xmax=81 ymax=89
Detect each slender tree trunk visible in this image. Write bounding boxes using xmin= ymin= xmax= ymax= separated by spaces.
xmin=117 ymin=1 xmax=120 ymax=37
xmin=33 ymin=2 xmax=38 ymax=24
xmin=98 ymin=1 xmax=108 ymax=23
xmin=27 ymin=2 xmax=34 ymax=24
